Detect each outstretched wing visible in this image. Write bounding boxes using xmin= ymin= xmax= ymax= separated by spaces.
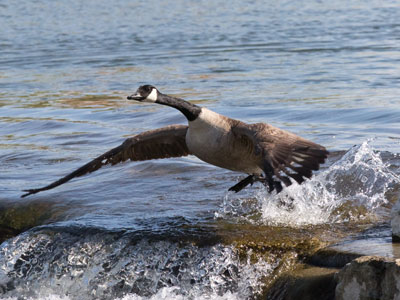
xmin=233 ymin=122 xmax=328 ymax=193
xmin=21 ymin=125 xmax=190 ymax=198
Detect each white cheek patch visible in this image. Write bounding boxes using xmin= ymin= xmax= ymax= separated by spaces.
xmin=143 ymin=88 xmax=158 ymax=103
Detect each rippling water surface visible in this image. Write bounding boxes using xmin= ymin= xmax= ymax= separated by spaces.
xmin=1 ymin=0 xmax=400 ymax=299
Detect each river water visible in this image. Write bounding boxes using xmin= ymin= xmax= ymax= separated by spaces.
xmin=1 ymin=0 xmax=400 ymax=299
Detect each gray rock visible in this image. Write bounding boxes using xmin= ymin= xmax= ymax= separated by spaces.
xmin=392 ymin=200 xmax=400 ymax=242
xmin=335 ymin=255 xmax=400 ymax=300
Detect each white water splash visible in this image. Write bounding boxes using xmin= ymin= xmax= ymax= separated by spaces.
xmin=218 ymin=141 xmax=400 ymax=226
xmin=0 ymin=289 xmax=240 ymax=300
xmin=117 ymin=288 xmax=240 ymax=300
xmin=0 ymin=296 xmax=69 ymax=300
xmin=0 ymin=231 xmax=277 ymax=300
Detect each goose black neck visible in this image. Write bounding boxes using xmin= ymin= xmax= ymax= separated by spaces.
xmin=156 ymin=93 xmax=201 ymax=121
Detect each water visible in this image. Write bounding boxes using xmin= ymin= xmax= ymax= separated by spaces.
xmin=1 ymin=0 xmax=400 ymax=299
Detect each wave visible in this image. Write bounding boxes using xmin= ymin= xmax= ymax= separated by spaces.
xmin=0 ymin=228 xmax=276 ymax=300
xmin=0 ymin=289 xmax=241 ymax=300
xmin=217 ymin=140 xmax=400 ymax=226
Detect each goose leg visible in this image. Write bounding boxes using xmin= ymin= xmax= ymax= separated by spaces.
xmin=228 ymin=175 xmax=256 ymax=193
xmin=263 ymin=162 xmax=283 ymax=193
xmin=228 ymin=170 xmax=283 ymax=194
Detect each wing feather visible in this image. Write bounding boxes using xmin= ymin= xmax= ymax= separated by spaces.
xmin=21 ymin=125 xmax=189 ymax=197
xmin=233 ymin=122 xmax=328 ymax=192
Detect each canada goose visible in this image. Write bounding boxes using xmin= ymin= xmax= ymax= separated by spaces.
xmin=21 ymin=85 xmax=328 ymax=198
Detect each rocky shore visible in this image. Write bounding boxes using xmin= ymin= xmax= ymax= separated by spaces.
xmin=1 ymin=202 xmax=400 ymax=299
xmin=263 ymin=224 xmax=400 ymax=300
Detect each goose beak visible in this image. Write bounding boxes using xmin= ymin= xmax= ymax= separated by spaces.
xmin=127 ymin=93 xmax=144 ymax=101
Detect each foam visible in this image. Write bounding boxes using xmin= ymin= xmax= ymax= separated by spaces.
xmin=217 ymin=141 xmax=400 ymax=226
xmin=0 ymin=237 xmax=276 ymax=300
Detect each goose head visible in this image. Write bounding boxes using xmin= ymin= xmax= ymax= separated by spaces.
xmin=127 ymin=85 xmax=158 ymax=103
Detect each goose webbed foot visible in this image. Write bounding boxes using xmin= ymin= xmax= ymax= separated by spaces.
xmin=259 ymin=173 xmax=283 ymax=194
xmin=262 ymin=162 xmax=283 ymax=193
xmin=263 ymin=178 xmax=283 ymax=193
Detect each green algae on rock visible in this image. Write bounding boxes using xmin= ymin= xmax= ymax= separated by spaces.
xmin=0 ymin=201 xmax=62 ymax=243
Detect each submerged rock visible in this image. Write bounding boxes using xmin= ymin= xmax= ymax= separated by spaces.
xmin=335 ymin=255 xmax=400 ymax=300
xmin=0 ymin=201 xmax=62 ymax=243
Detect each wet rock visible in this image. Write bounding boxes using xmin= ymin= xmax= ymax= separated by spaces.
xmin=391 ymin=199 xmax=400 ymax=242
xmin=264 ymin=264 xmax=338 ymax=300
xmin=308 ymin=224 xmax=400 ymax=267
xmin=305 ymin=248 xmax=361 ymax=269
xmin=335 ymin=255 xmax=400 ymax=300
xmin=0 ymin=201 xmax=61 ymax=243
